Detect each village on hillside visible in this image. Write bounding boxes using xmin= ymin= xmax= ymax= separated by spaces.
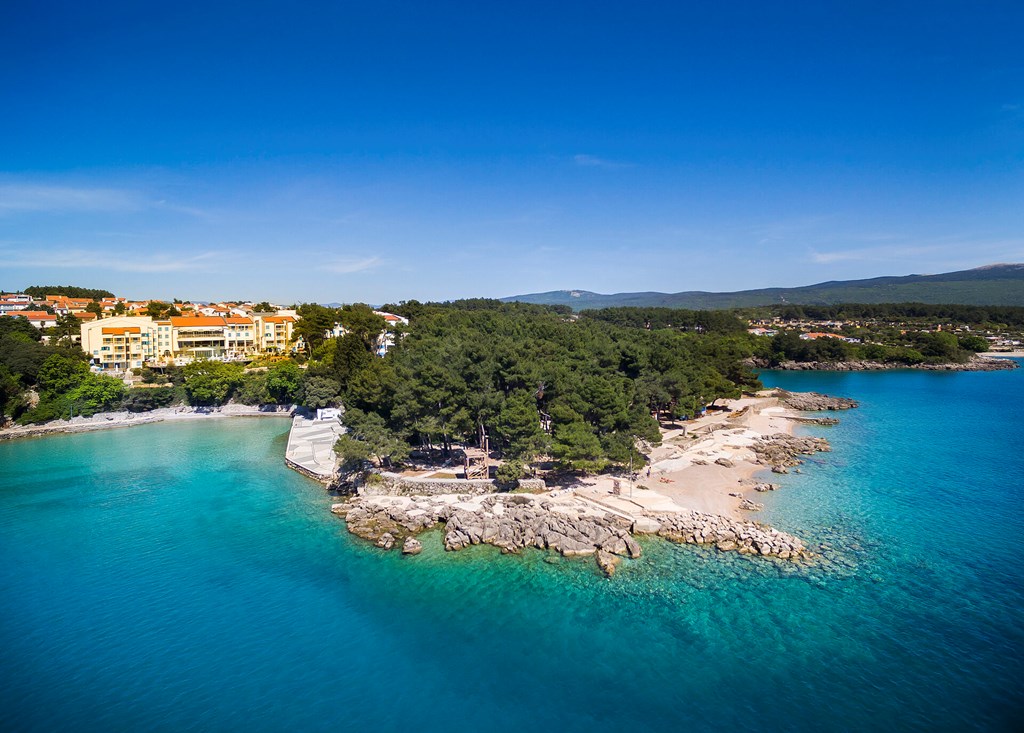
xmin=745 ymin=311 xmax=1022 ymax=353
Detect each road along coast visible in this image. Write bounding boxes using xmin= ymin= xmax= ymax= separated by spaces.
xmin=332 ymin=389 xmax=855 ymax=575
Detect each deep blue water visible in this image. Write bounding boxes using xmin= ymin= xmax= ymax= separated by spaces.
xmin=1 ymin=365 xmax=1023 ymax=732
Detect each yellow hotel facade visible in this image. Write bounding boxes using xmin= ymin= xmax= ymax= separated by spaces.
xmin=80 ymin=315 xmax=296 ymax=371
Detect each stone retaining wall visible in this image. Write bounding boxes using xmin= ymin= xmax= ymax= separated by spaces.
xmin=365 ymin=473 xmax=545 ymax=496
xmin=285 ymin=456 xmax=333 ymax=484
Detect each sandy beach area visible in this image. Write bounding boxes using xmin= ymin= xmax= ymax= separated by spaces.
xmin=0 ymin=404 xmax=294 ymax=441
xmin=574 ymin=391 xmax=814 ymax=520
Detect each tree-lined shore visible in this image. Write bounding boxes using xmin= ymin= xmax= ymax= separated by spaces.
xmin=2 ymin=298 xmax=1018 ymax=477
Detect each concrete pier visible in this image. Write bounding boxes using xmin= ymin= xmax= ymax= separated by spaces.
xmin=285 ymin=414 xmax=343 ymax=482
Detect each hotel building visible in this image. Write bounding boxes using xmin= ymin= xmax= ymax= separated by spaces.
xmin=80 ymin=313 xmax=295 ymax=370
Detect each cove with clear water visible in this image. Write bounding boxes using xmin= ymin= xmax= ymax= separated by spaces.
xmin=2 ymin=364 xmax=1023 ymax=732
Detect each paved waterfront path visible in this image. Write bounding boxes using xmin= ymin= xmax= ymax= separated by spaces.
xmin=285 ymin=415 xmax=344 ymax=481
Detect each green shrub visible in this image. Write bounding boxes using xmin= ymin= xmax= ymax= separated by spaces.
xmin=235 ymin=372 xmax=270 ymax=405
xmin=495 ymin=459 xmax=526 ymax=488
xmin=123 ymin=387 xmax=177 ymax=412
xmin=182 ymin=360 xmax=243 ymax=405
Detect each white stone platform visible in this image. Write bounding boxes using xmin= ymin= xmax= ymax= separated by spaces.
xmin=285 ymin=414 xmax=343 ymax=481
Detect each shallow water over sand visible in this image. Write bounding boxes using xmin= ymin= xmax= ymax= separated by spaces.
xmin=2 ymin=364 xmax=1023 ymax=732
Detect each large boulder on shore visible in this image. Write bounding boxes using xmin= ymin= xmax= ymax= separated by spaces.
xmin=753 ymin=433 xmax=830 ymax=468
xmin=778 ymin=391 xmax=858 ymax=411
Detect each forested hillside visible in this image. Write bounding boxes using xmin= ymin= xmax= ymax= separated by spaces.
xmin=503 ymin=264 xmax=1024 ymax=310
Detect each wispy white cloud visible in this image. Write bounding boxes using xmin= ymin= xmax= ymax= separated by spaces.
xmin=0 ymin=181 xmax=209 ymax=217
xmin=810 ymin=248 xmax=880 ymax=264
xmin=809 ymin=238 xmax=1024 ymax=265
xmin=748 ymin=215 xmax=831 ymax=246
xmin=152 ymin=200 xmax=211 ymax=218
xmin=573 ymin=154 xmax=631 ymax=170
xmin=0 ymin=184 xmax=143 ymax=214
xmin=322 ymin=256 xmax=382 ymax=274
xmin=0 ymin=247 xmax=223 ymax=273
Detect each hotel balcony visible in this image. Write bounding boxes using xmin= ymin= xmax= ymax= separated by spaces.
xmin=176 ymin=331 xmax=225 ymax=341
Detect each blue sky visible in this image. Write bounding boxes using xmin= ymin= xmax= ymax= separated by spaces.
xmin=2 ymin=0 xmax=1022 ymax=304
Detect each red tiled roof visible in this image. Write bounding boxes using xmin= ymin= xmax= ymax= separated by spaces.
xmin=170 ymin=316 xmax=226 ymax=328
xmin=6 ymin=311 xmax=56 ymax=320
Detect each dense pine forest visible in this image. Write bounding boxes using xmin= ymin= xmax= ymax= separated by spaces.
xmin=320 ymin=300 xmax=755 ymax=474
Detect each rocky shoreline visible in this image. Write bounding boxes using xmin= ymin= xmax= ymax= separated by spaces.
xmin=322 ymin=389 xmax=870 ymax=576
xmin=754 ymin=355 xmax=1016 ymax=372
xmin=329 ymin=420 xmax=845 ymax=576
xmin=333 ymin=490 xmax=810 ymax=577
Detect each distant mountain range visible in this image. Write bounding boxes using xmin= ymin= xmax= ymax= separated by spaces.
xmin=502 ymin=264 xmax=1024 ymax=310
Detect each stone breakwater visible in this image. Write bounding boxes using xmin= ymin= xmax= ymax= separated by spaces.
xmin=332 ymin=491 xmax=809 ymax=576
xmin=650 ymin=511 xmax=806 ymax=559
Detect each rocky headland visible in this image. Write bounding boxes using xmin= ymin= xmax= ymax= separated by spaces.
xmin=329 ymin=390 xmax=859 ymax=576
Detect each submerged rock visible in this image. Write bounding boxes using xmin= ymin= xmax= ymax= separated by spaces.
xmin=596 ymin=550 xmax=621 ymax=577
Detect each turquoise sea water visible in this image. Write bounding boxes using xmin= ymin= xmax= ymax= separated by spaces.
xmin=2 ymin=366 xmax=1023 ymax=732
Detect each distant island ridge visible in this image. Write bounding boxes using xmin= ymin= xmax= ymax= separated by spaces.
xmin=502 ymin=263 xmax=1024 ymax=310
